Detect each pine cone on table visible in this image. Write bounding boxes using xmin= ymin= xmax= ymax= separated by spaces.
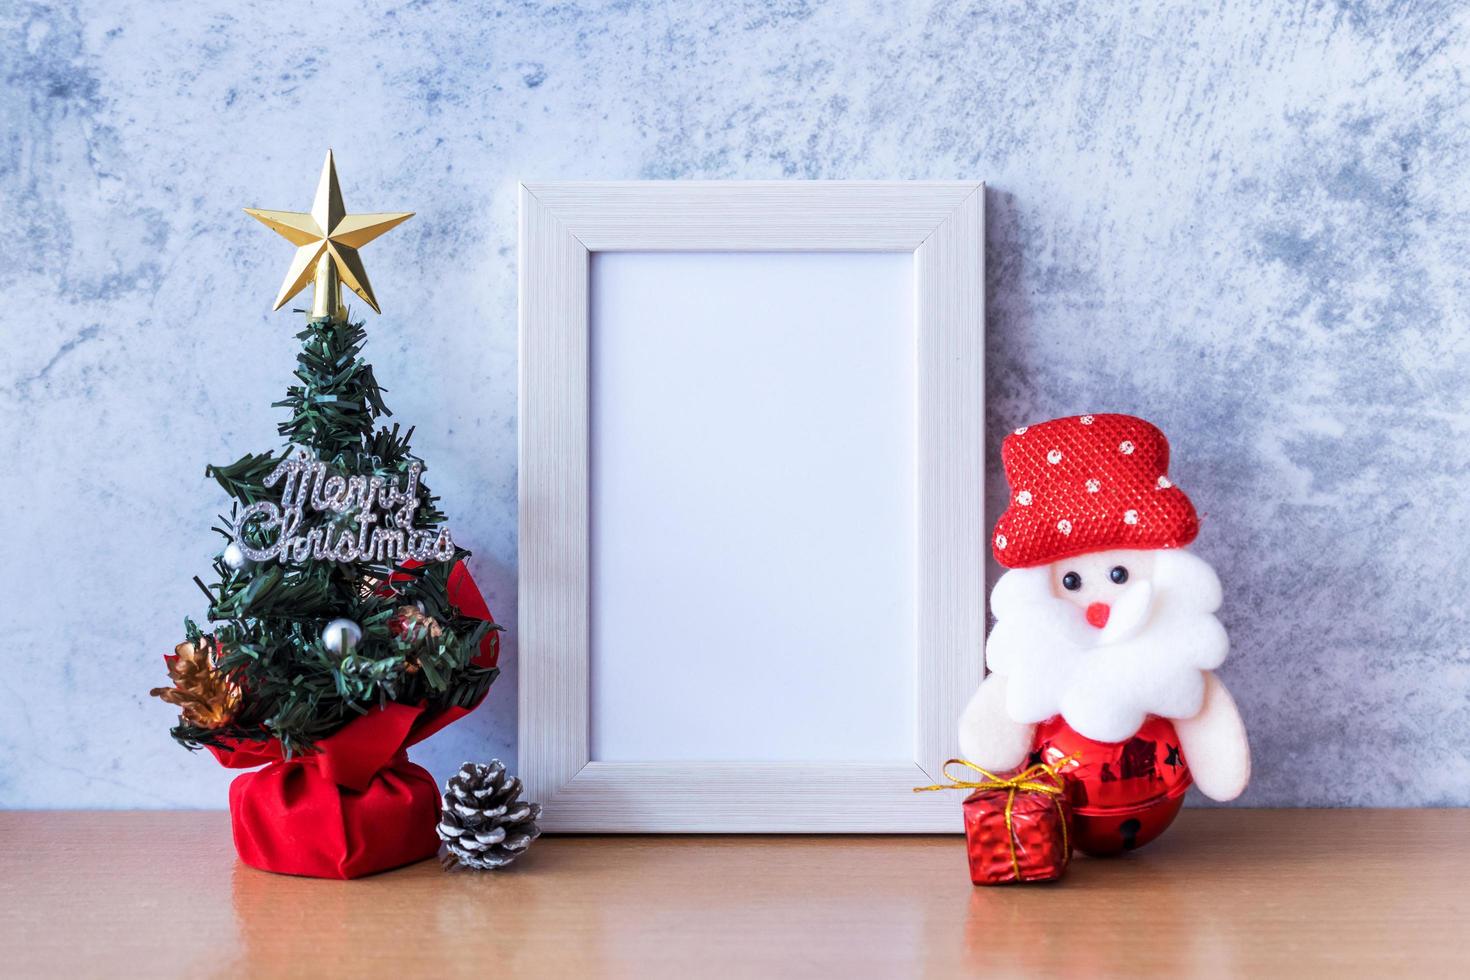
xmin=437 ymin=760 xmax=542 ymax=870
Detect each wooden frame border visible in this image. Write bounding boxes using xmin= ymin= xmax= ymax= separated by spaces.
xmin=519 ymin=182 xmax=985 ymax=831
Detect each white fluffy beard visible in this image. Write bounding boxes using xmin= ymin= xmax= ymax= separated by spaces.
xmin=986 ymin=550 xmax=1230 ymax=743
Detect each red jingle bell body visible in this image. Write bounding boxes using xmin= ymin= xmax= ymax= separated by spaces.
xmin=1031 ymin=714 xmax=1191 ymax=856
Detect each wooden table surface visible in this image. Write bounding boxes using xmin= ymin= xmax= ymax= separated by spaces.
xmin=3 ymin=809 xmax=1467 ymax=978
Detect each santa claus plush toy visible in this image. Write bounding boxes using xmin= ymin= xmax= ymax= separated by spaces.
xmin=959 ymin=414 xmax=1250 ymax=855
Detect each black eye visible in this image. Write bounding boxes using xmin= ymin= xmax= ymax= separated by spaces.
xmin=1110 ymin=566 xmax=1129 ymax=584
xmin=1061 ymin=571 xmax=1082 ymax=591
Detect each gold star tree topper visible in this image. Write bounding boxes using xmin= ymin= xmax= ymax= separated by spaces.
xmin=244 ymin=150 xmax=413 ymax=321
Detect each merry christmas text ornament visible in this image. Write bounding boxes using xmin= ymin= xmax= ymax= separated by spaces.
xmin=958 ymin=414 xmax=1251 ymax=857
xmin=236 ymin=452 xmax=457 ymax=566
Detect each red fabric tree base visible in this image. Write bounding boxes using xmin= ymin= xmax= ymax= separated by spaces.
xmin=230 ymin=750 xmax=441 ymax=879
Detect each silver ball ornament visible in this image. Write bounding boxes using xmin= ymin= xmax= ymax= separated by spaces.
xmin=222 ymin=542 xmax=254 ymax=571
xmin=321 ymin=618 xmax=363 ymax=654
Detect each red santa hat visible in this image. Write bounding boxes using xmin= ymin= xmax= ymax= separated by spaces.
xmin=992 ymin=414 xmax=1198 ymax=568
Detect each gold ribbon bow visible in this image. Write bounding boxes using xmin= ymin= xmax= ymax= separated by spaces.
xmin=915 ymin=758 xmax=1075 ymax=881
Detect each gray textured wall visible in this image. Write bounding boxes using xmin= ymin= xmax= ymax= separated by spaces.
xmin=3 ymin=1 xmax=1466 ymax=807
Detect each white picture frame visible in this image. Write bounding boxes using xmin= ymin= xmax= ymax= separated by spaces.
xmin=519 ymin=181 xmax=985 ymax=831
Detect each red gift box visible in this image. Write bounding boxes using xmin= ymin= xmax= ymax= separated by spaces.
xmin=919 ymin=760 xmax=1073 ymax=885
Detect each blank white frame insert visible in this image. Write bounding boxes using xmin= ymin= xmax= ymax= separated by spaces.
xmin=589 ymin=251 xmax=917 ymax=764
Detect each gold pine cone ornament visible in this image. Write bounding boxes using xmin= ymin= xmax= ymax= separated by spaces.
xmin=150 ymin=637 xmax=242 ymax=729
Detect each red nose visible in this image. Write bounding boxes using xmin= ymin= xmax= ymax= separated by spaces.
xmin=1085 ymin=602 xmax=1111 ymax=629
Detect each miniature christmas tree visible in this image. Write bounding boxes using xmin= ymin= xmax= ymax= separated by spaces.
xmin=150 ymin=152 xmax=500 ymax=878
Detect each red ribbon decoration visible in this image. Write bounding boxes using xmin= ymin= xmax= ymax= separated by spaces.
xmin=187 ymin=560 xmax=499 ymax=879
